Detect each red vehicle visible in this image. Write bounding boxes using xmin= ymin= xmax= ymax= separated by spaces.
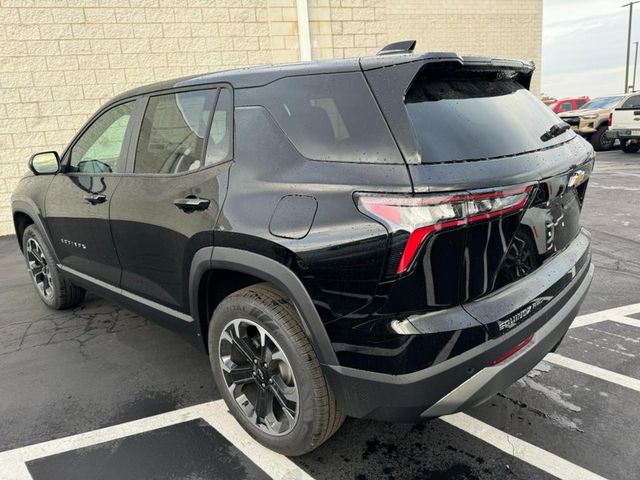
xmin=547 ymin=96 xmax=590 ymax=113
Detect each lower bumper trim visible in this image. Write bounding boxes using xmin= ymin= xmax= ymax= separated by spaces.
xmin=421 ymin=264 xmax=593 ymax=417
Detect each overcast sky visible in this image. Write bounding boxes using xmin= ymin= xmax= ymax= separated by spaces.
xmin=542 ymin=0 xmax=638 ymax=98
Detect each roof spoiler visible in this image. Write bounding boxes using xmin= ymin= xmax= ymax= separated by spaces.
xmin=378 ymin=40 xmax=416 ymax=56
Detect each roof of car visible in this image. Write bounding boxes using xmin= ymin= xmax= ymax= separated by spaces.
xmin=110 ymin=51 xmax=536 ymax=104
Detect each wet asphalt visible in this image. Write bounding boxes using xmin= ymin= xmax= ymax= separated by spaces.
xmin=1 ymin=149 xmax=639 ymax=480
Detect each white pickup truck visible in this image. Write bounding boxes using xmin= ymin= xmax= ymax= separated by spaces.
xmin=607 ymin=94 xmax=640 ymax=153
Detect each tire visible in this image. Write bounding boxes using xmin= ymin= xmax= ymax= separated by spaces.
xmin=22 ymin=225 xmax=86 ymax=310
xmin=590 ymin=125 xmax=614 ymax=151
xmin=208 ymin=283 xmax=344 ymax=456
xmin=622 ymin=141 xmax=640 ymax=153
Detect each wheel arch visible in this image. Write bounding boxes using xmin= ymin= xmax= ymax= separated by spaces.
xmin=11 ymin=199 xmax=59 ymax=263
xmin=189 ymin=246 xmax=338 ymax=366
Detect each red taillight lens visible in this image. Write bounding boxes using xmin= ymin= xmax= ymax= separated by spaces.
xmin=608 ymin=112 xmax=613 ymax=127
xmin=489 ymin=334 xmax=533 ymax=366
xmin=356 ymin=185 xmax=532 ymax=274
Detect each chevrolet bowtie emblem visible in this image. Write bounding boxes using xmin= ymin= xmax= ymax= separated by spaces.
xmin=568 ymin=170 xmax=586 ymax=188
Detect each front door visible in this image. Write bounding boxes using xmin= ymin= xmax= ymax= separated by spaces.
xmin=45 ymin=100 xmax=138 ymax=285
xmin=110 ymin=87 xmax=233 ymax=313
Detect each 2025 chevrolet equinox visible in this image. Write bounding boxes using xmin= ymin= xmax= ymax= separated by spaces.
xmin=12 ymin=42 xmax=594 ymax=456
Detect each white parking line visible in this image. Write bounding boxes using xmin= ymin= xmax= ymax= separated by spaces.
xmin=545 ymin=353 xmax=640 ymax=393
xmin=603 ymin=314 xmax=640 ymax=330
xmin=442 ymin=413 xmax=609 ymax=480
xmin=0 ymin=400 xmax=313 ymax=480
xmin=570 ymin=303 xmax=640 ymax=329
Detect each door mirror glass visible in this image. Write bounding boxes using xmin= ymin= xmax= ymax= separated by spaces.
xmin=29 ymin=151 xmax=60 ymax=175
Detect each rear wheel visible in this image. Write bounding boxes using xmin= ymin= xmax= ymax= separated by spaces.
xmin=622 ymin=140 xmax=640 ymax=153
xmin=208 ymin=283 xmax=344 ymax=456
xmin=22 ymin=225 xmax=85 ymax=309
xmin=590 ymin=125 xmax=614 ymax=151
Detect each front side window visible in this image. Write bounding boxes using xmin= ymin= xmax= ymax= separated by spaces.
xmin=558 ymin=101 xmax=572 ymax=112
xmin=135 ymin=90 xmax=217 ymax=174
xmin=69 ymin=102 xmax=134 ymax=173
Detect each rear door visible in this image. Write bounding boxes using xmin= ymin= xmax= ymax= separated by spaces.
xmin=45 ymin=99 xmax=138 ymax=285
xmin=611 ymin=94 xmax=640 ymax=131
xmin=110 ymin=86 xmax=233 ymax=314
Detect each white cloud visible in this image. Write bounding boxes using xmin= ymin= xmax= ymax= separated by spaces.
xmin=542 ymin=65 xmax=627 ymax=97
xmin=541 ymin=0 xmax=638 ymax=97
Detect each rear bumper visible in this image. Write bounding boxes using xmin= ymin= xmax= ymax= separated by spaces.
xmin=323 ymin=233 xmax=593 ymax=422
xmin=607 ymin=129 xmax=640 ymax=139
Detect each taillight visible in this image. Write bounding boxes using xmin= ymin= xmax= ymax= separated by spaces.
xmin=356 ymin=185 xmax=533 ymax=274
xmin=608 ymin=111 xmax=613 ymax=127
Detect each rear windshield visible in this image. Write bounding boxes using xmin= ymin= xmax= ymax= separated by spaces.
xmin=405 ymin=69 xmax=575 ymax=163
xmin=260 ymin=73 xmax=402 ymax=163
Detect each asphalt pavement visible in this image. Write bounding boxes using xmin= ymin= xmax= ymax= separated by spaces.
xmin=1 ymin=149 xmax=639 ymax=480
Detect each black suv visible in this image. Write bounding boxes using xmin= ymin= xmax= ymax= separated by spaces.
xmin=12 ymin=42 xmax=594 ymax=456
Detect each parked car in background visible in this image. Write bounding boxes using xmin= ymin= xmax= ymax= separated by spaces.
xmin=606 ymin=93 xmax=640 ymax=153
xmin=546 ymin=96 xmax=589 ymax=113
xmin=559 ymin=94 xmax=625 ymax=151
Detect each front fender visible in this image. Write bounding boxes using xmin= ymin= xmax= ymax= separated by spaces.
xmin=11 ymin=196 xmax=59 ymax=263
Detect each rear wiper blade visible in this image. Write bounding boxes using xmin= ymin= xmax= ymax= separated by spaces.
xmin=540 ymin=122 xmax=570 ymax=142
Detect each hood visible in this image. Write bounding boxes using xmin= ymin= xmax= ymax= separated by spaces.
xmin=559 ymin=108 xmax=605 ymax=118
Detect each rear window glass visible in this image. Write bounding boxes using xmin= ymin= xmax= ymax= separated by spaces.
xmin=405 ymin=69 xmax=575 ymax=163
xmin=260 ymin=73 xmax=402 ymax=163
xmin=621 ymin=95 xmax=640 ymax=109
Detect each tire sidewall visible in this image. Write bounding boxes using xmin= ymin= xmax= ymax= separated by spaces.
xmin=22 ymin=225 xmax=63 ymax=309
xmin=208 ymin=295 xmax=321 ymax=456
xmin=593 ymin=125 xmax=614 ymax=151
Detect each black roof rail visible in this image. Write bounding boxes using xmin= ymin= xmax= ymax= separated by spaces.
xmin=377 ymin=40 xmax=416 ymax=56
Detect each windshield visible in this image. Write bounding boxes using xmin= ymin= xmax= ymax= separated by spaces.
xmin=405 ymin=69 xmax=575 ymax=163
xmin=580 ymin=96 xmax=623 ymax=110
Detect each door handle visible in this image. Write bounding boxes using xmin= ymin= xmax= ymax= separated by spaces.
xmin=84 ymin=193 xmax=106 ymax=205
xmin=174 ymin=196 xmax=210 ymax=212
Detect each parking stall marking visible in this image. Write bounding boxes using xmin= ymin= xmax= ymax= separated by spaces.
xmin=0 ymin=400 xmax=313 ymax=480
xmin=545 ymin=352 xmax=640 ymax=393
xmin=442 ymin=413 xmax=609 ymax=480
xmin=569 ymin=303 xmax=640 ymax=329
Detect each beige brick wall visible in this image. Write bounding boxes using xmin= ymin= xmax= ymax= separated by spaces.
xmin=0 ymin=0 xmax=542 ymax=236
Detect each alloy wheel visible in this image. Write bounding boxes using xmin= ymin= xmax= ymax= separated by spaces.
xmin=600 ymin=133 xmax=614 ymax=150
xmin=26 ymin=237 xmax=53 ymax=299
xmin=218 ymin=318 xmax=299 ymax=436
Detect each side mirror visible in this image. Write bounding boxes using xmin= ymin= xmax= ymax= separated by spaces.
xmin=29 ymin=151 xmax=60 ymax=175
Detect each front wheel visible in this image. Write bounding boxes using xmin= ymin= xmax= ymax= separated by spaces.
xmin=622 ymin=140 xmax=640 ymax=153
xmin=590 ymin=125 xmax=614 ymax=151
xmin=22 ymin=225 xmax=85 ymax=309
xmin=208 ymin=283 xmax=344 ymax=456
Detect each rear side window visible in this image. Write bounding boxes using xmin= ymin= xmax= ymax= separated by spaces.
xmin=405 ymin=68 xmax=574 ymax=163
xmin=135 ymin=89 xmax=216 ymax=174
xmin=621 ymin=95 xmax=640 ymax=109
xmin=260 ymin=73 xmax=402 ymax=163
xmin=204 ymin=88 xmax=232 ymax=166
